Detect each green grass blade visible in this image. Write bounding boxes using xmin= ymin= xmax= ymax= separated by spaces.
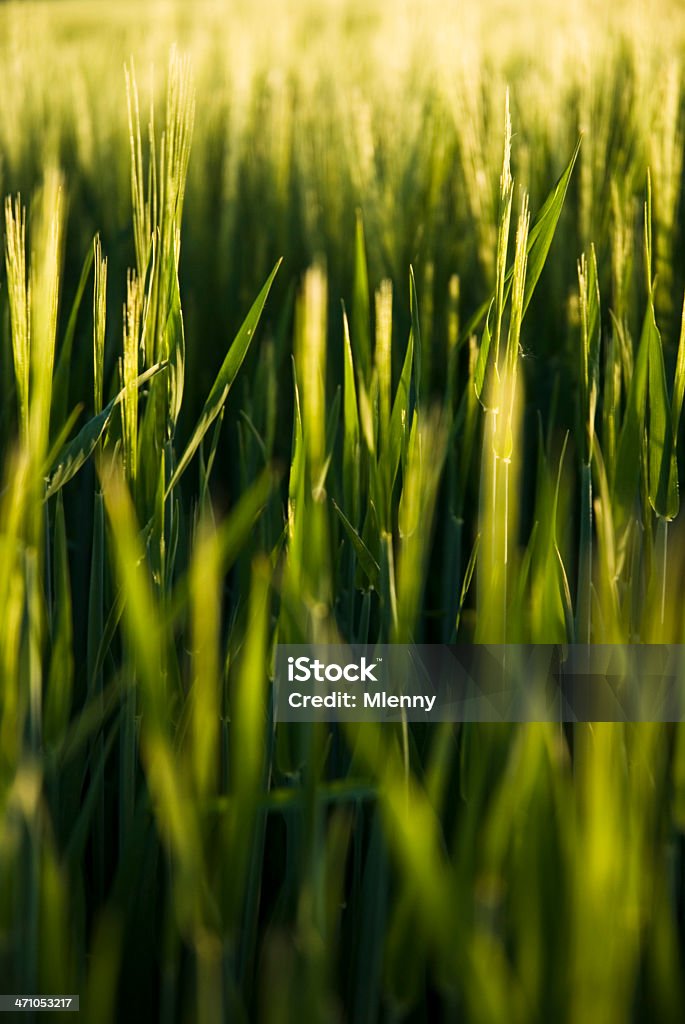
xmin=213 ymin=467 xmax=279 ymax=578
xmin=341 ymin=303 xmax=360 ymax=525
xmin=375 ymin=279 xmax=392 ymax=462
xmin=166 ymin=258 xmax=281 ymax=496
xmin=409 ymin=265 xmax=422 ymax=407
xmin=474 ymin=299 xmax=494 ymax=401
xmin=523 ymin=136 xmax=582 ymax=315
xmin=331 ymin=498 xmax=380 ymax=589
xmin=613 ymin=307 xmax=650 ymax=532
xmin=45 ymin=493 xmax=74 ymax=743
xmin=672 ymin=289 xmax=685 ymax=439
xmin=647 ymin=298 xmax=679 ymax=518
xmin=454 ymin=531 xmax=480 ymax=636
xmin=578 ymin=245 xmax=601 ymax=462
xmin=45 ymin=363 xmax=167 ymax=499
xmin=165 ymin=256 xmax=185 ymax=434
xmin=42 ymin=404 xmax=84 ymax=479
xmin=352 ymin=209 xmax=372 ymax=385
xmin=388 ymin=319 xmax=414 ymax=494
xmin=52 ymin=240 xmax=95 ymax=433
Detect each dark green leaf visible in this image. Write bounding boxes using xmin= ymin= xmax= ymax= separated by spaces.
xmin=166 ymin=259 xmax=281 ymax=496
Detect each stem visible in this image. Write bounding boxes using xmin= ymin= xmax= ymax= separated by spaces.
xmin=662 ymin=520 xmax=668 ymax=628
xmin=657 ymin=516 xmax=669 ymax=630
xmin=503 ymin=457 xmax=509 ymax=642
xmin=576 ymin=461 xmax=592 ymax=644
xmin=401 ymin=715 xmax=410 ymax=802
xmin=492 ymin=410 xmax=498 ymax=570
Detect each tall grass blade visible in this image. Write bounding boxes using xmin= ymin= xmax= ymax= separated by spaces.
xmin=166 ymin=259 xmax=281 ymax=495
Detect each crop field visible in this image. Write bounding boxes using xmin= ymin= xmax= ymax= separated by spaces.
xmin=3 ymin=0 xmax=685 ymax=1020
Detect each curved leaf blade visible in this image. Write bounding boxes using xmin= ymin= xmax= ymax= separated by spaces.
xmin=46 ymin=362 xmax=167 ymax=499
xmin=166 ymin=258 xmax=282 ymax=496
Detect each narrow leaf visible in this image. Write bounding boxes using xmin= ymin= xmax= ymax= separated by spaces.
xmin=409 ymin=265 xmax=422 ymax=407
xmin=613 ymin=308 xmax=650 ymax=531
xmin=51 ymin=240 xmax=95 ymax=433
xmin=166 ymin=258 xmax=281 ymax=496
xmin=647 ymin=299 xmax=679 ymax=518
xmin=332 ymin=499 xmax=380 ymax=589
xmin=342 ymin=303 xmax=360 ymax=524
xmin=388 ymin=326 xmax=414 ymax=493
xmin=523 ymin=136 xmax=582 ymax=314
xmin=672 ymin=289 xmax=685 ymax=438
xmin=474 ymin=301 xmax=494 ymax=401
xmin=352 ymin=209 xmax=372 ymax=384
xmin=46 ymin=363 xmax=167 ymax=499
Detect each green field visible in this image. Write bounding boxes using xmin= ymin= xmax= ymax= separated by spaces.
xmin=2 ymin=1 xmax=685 ymax=1020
